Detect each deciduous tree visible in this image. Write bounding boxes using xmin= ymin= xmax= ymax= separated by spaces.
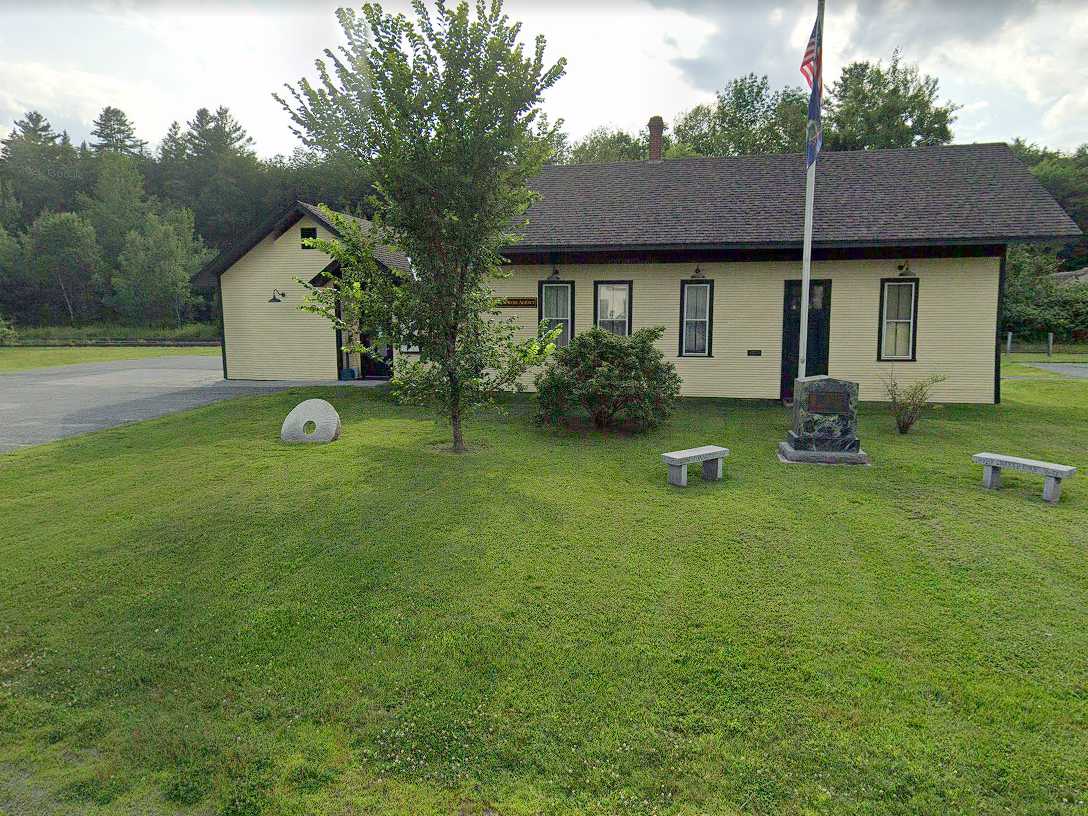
xmin=109 ymin=209 xmax=211 ymax=325
xmin=1003 ymin=244 xmax=1088 ymax=339
xmin=77 ymin=153 xmax=151 ymax=262
xmin=25 ymin=211 xmax=101 ymax=324
xmin=569 ymin=126 xmax=645 ymax=164
xmin=825 ymin=50 xmax=958 ymax=150
xmin=673 ymin=74 xmax=807 ymax=156
xmin=280 ymin=0 xmax=566 ymax=451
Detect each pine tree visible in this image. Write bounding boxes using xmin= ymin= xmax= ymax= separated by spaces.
xmin=181 ymin=106 xmax=264 ymax=249
xmin=158 ymin=121 xmax=188 ymax=162
xmin=153 ymin=121 xmax=190 ymax=206
xmin=0 ymin=111 xmax=83 ymax=222
xmin=1 ymin=111 xmax=58 ymax=159
xmin=90 ymin=106 xmax=148 ymax=156
xmin=185 ymin=106 xmax=254 ymax=159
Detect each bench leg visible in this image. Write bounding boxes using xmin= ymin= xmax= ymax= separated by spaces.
xmin=982 ymin=465 xmax=1002 ymax=490
xmin=702 ymin=457 xmax=723 ymax=481
xmin=668 ymin=463 xmax=688 ymax=487
xmin=1043 ymin=476 xmax=1062 ymax=504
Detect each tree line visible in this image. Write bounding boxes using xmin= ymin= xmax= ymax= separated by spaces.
xmin=0 ymin=48 xmax=1084 ymax=338
xmin=557 ymin=51 xmax=957 ymax=163
xmin=0 ymin=105 xmax=374 ymax=328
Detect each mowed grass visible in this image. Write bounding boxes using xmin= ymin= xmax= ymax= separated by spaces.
xmin=0 ymin=345 xmax=219 ymax=372
xmin=1 ymin=377 xmax=1086 ymax=815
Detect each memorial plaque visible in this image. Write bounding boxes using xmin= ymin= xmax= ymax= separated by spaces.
xmin=778 ymin=375 xmax=869 ymax=463
xmin=807 ymin=390 xmax=850 ymax=415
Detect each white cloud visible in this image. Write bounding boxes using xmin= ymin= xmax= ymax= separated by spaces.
xmin=0 ymin=59 xmax=160 ymax=141
xmin=1 ymin=0 xmax=1085 ymax=155
xmin=513 ymin=1 xmax=716 ymax=138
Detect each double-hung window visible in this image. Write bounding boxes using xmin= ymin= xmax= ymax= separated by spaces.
xmin=879 ymin=278 xmax=918 ymax=361
xmin=594 ymin=281 xmax=632 ymax=336
xmin=539 ymin=281 xmax=574 ymax=346
xmin=679 ymin=280 xmax=713 ymax=356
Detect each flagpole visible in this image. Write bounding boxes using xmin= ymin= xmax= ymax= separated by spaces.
xmin=797 ymin=158 xmax=816 ymax=382
xmin=797 ymin=0 xmax=824 ymax=385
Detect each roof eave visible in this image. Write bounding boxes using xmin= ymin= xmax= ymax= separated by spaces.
xmin=194 ymin=200 xmax=318 ymax=289
xmin=504 ymin=232 xmax=1082 ymax=256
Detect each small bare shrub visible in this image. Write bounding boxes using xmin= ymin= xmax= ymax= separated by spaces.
xmin=883 ymin=373 xmax=946 ymax=434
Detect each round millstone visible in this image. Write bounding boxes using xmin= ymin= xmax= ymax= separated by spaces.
xmin=280 ymin=398 xmax=341 ymax=444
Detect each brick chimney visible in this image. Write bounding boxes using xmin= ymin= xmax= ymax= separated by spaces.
xmin=648 ymin=115 xmax=664 ymax=162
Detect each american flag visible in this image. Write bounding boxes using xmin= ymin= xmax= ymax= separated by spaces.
xmin=800 ymin=1 xmax=824 ymax=166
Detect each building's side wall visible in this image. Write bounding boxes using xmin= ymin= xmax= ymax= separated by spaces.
xmin=483 ymin=255 xmax=1000 ymax=403
xmin=220 ymin=215 xmax=338 ymax=380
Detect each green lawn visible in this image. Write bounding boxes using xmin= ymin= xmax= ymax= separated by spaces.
xmin=1 ymin=376 xmax=1086 ymax=814
xmin=0 ymin=345 xmax=219 ymax=372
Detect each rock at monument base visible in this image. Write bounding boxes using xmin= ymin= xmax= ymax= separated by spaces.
xmin=281 ymin=398 xmax=341 ymax=444
xmin=778 ymin=440 xmax=870 ymax=465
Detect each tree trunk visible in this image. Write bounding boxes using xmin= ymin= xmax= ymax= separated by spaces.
xmin=56 ymin=275 xmax=75 ymax=324
xmin=451 ymin=404 xmax=465 ymax=453
xmin=446 ymin=363 xmax=467 ymax=452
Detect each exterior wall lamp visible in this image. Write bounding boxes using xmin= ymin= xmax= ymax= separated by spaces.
xmin=691 ymin=266 xmax=706 ymax=279
xmin=268 ymin=289 xmax=287 ymax=303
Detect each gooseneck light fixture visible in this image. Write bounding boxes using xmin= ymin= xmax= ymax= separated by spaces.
xmin=268 ymin=289 xmax=287 ymax=303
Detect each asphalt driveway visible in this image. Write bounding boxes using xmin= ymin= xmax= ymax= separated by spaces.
xmin=0 ymin=354 xmax=374 ymax=453
xmin=1025 ymin=361 xmax=1088 ymax=378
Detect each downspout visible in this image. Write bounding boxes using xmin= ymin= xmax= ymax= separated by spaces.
xmin=994 ymin=246 xmax=1007 ymax=405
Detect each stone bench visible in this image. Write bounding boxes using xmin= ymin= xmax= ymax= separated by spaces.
xmin=662 ymin=445 xmax=730 ymax=487
xmin=972 ymin=452 xmax=1076 ymax=504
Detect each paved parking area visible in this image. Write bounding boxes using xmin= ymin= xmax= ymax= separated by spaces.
xmin=1025 ymin=362 xmax=1088 ymax=378
xmin=0 ymin=355 xmax=376 ymax=452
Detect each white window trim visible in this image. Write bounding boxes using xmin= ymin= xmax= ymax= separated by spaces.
xmin=681 ymin=281 xmax=712 ymax=357
xmin=594 ymin=281 xmax=632 ymax=336
xmin=880 ymin=279 xmax=917 ymax=361
xmin=541 ymin=281 xmax=574 ymax=346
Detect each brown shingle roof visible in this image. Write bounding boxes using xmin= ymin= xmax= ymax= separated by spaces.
xmin=194 ymin=201 xmax=409 ymax=288
xmin=509 ymin=143 xmax=1081 ymax=253
xmin=295 ymin=202 xmax=411 ymax=272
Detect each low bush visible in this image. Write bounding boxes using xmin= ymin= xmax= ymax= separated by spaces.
xmin=10 ymin=321 xmax=218 ymax=343
xmin=536 ymin=326 xmax=681 ymax=431
xmin=883 ymin=373 xmax=946 ymax=434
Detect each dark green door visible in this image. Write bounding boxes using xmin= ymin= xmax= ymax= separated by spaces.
xmin=780 ymin=279 xmax=832 ymax=401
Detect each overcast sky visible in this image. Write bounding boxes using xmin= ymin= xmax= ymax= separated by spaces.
xmin=1 ymin=0 xmax=1085 ymax=158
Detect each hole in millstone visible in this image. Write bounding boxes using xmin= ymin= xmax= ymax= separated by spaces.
xmin=303 ymin=420 xmax=317 ymax=435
